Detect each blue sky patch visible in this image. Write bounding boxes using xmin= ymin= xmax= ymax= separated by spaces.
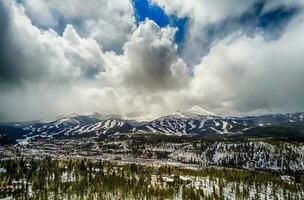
xmin=235 ymin=3 xmax=299 ymax=41
xmin=133 ymin=0 xmax=188 ymax=45
xmin=133 ymin=0 xmax=169 ymax=27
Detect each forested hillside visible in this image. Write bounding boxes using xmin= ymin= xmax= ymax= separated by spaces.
xmin=0 ymin=158 xmax=303 ymax=200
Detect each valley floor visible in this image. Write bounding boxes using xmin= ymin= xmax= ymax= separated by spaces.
xmin=1 ymin=134 xmax=304 ymax=199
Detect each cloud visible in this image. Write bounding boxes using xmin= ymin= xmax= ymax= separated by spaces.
xmin=112 ymin=19 xmax=190 ymax=92
xmin=0 ymin=0 xmax=106 ymax=86
xmin=151 ymin=0 xmax=255 ymax=24
xmin=0 ymin=0 xmax=107 ymax=120
xmin=191 ymin=12 xmax=304 ymax=112
xmin=0 ymin=1 xmax=190 ymax=121
xmin=152 ymin=0 xmax=304 ymax=66
xmin=20 ymin=0 xmax=136 ymax=52
xmin=0 ymin=0 xmax=304 ymax=121
xmin=152 ymin=0 xmax=302 ymax=25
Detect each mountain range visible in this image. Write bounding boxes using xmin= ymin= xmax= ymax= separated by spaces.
xmin=1 ymin=106 xmax=304 ymax=144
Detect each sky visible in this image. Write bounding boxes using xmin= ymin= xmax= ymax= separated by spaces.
xmin=0 ymin=0 xmax=304 ymax=121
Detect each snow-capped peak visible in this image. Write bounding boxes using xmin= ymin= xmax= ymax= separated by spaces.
xmin=89 ymin=112 xmax=124 ymax=120
xmin=183 ymin=106 xmax=216 ymax=117
xmin=39 ymin=113 xmax=80 ymax=123
xmin=55 ymin=117 xmax=81 ymax=126
xmin=168 ymin=111 xmax=187 ymax=119
xmin=245 ymin=108 xmax=279 ymax=117
xmin=160 ymin=106 xmax=216 ymax=120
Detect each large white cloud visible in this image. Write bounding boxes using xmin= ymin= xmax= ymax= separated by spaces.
xmin=152 ymin=0 xmax=303 ymax=23
xmin=20 ymin=0 xmax=136 ymax=52
xmin=152 ymin=0 xmax=304 ymax=66
xmin=0 ymin=0 xmax=106 ymax=85
xmin=152 ymin=0 xmax=255 ymax=24
xmin=191 ymin=12 xmax=304 ymax=112
xmin=103 ymin=20 xmax=190 ymax=93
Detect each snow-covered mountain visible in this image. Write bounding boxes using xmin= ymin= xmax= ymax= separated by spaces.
xmin=167 ymin=106 xmax=217 ymax=119
xmin=182 ymin=106 xmax=217 ymax=117
xmin=135 ymin=112 xmax=304 ymax=136
xmin=1 ymin=111 xmax=304 ymax=144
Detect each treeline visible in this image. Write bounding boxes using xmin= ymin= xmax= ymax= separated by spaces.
xmin=0 ymin=158 xmax=303 ymax=199
xmin=191 ymin=141 xmax=304 ymax=172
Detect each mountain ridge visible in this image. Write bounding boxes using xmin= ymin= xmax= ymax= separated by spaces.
xmin=1 ymin=111 xmax=304 ymax=145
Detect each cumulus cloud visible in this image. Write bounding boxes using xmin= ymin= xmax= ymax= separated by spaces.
xmin=0 ymin=0 xmax=107 ymax=120
xmin=191 ymin=12 xmax=304 ymax=112
xmin=152 ymin=0 xmax=254 ymax=24
xmin=152 ymin=0 xmax=304 ymax=66
xmin=20 ymin=0 xmax=136 ymax=52
xmin=0 ymin=0 xmax=105 ymax=87
xmin=152 ymin=0 xmax=303 ymax=23
xmin=105 ymin=20 xmax=190 ymax=92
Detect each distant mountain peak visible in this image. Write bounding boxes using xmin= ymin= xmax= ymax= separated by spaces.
xmin=184 ymin=106 xmax=217 ymax=116
xmin=245 ymin=108 xmax=280 ymax=117
xmin=89 ymin=112 xmax=124 ymax=120
xmin=161 ymin=106 xmax=216 ymax=120
xmin=167 ymin=111 xmax=187 ymax=119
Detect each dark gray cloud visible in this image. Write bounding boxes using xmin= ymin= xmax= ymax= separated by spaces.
xmin=0 ymin=1 xmax=44 ymax=86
